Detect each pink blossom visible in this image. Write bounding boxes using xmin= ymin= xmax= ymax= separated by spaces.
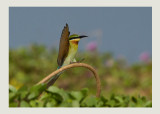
xmin=139 ymin=52 xmax=150 ymax=63
xmin=86 ymin=41 xmax=97 ymax=52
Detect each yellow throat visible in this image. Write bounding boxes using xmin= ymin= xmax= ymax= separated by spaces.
xmin=62 ymin=39 xmax=80 ymax=66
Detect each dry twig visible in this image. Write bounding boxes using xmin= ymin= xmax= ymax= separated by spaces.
xmin=37 ymin=63 xmax=101 ymax=97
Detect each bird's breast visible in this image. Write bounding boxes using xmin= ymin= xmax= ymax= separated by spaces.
xmin=62 ymin=43 xmax=78 ymax=67
xmin=70 ymin=40 xmax=79 ymax=45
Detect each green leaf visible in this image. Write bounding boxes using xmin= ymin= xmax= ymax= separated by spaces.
xmin=29 ymin=100 xmax=45 ymax=107
xmin=30 ymin=84 xmax=47 ymax=93
xmin=47 ymin=86 xmax=63 ymax=102
xmin=80 ymin=88 xmax=89 ymax=96
xmin=47 ymin=86 xmax=69 ymax=102
xmin=28 ymin=84 xmax=47 ymax=100
xmin=52 ymin=93 xmax=63 ymax=103
xmin=81 ymin=96 xmax=97 ymax=107
xmin=70 ymin=91 xmax=84 ymax=102
xmin=46 ymin=99 xmax=57 ymax=107
xmin=28 ymin=91 xmax=39 ymax=100
xmin=14 ymin=86 xmax=29 ymax=100
xmin=131 ymin=96 xmax=137 ymax=103
xmin=9 ymin=85 xmax=17 ymax=93
xmin=59 ymin=101 xmax=72 ymax=107
xmin=96 ymin=100 xmax=104 ymax=107
xmin=114 ymin=96 xmax=124 ymax=103
xmin=123 ymin=96 xmax=130 ymax=107
xmin=144 ymin=101 xmax=152 ymax=107
xmin=100 ymin=95 xmax=108 ymax=103
xmin=18 ymin=86 xmax=28 ymax=92
xmin=72 ymin=100 xmax=80 ymax=107
xmin=29 ymin=100 xmax=39 ymax=107
xmin=39 ymin=92 xmax=52 ymax=100
xmin=20 ymin=91 xmax=29 ymax=99
xmin=106 ymin=100 xmax=116 ymax=107
xmin=47 ymin=86 xmax=61 ymax=93
xmin=20 ymin=101 xmax=30 ymax=107
xmin=9 ymin=92 xmax=17 ymax=101
xmin=9 ymin=102 xmax=18 ymax=107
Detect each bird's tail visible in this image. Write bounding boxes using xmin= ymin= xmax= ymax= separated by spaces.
xmin=46 ymin=66 xmax=62 ymax=88
xmin=47 ymin=72 xmax=61 ymax=88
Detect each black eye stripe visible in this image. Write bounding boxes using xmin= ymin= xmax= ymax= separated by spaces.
xmin=69 ymin=37 xmax=79 ymax=40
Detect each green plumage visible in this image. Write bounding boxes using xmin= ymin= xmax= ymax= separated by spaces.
xmin=47 ymin=24 xmax=88 ymax=87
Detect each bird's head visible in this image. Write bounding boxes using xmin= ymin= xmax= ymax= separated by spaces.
xmin=69 ymin=34 xmax=88 ymax=45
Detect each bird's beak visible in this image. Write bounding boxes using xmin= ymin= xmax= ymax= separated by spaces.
xmin=79 ymin=35 xmax=88 ymax=39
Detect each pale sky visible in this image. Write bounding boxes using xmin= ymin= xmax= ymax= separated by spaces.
xmin=9 ymin=7 xmax=152 ymax=63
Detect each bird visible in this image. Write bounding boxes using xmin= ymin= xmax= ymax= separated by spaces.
xmin=47 ymin=23 xmax=88 ymax=87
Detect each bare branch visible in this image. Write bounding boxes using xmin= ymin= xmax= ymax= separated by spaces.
xmin=37 ymin=63 xmax=101 ymax=97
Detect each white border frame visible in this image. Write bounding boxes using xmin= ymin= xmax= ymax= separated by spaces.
xmin=0 ymin=0 xmax=159 ymax=114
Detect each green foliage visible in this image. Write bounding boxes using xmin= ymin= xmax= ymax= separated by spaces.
xmin=9 ymin=45 xmax=152 ymax=107
xmin=9 ymin=85 xmax=151 ymax=107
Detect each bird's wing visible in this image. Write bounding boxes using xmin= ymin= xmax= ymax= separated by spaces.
xmin=57 ymin=24 xmax=70 ymax=67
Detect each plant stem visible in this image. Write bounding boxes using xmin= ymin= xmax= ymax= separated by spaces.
xmin=37 ymin=63 xmax=101 ymax=97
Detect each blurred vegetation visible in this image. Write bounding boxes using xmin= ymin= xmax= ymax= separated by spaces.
xmin=9 ymin=84 xmax=151 ymax=107
xmin=9 ymin=44 xmax=152 ymax=107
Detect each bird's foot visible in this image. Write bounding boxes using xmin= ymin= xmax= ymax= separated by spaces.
xmin=70 ymin=62 xmax=77 ymax=64
xmin=70 ymin=58 xmax=85 ymax=64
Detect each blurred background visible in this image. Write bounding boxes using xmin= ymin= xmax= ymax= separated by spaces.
xmin=9 ymin=7 xmax=152 ymax=100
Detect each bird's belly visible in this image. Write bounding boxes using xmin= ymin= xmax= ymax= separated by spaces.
xmin=62 ymin=48 xmax=77 ymax=66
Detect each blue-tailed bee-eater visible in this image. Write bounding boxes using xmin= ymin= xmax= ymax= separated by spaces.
xmin=47 ymin=24 xmax=88 ymax=87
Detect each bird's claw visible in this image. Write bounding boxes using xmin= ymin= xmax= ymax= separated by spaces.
xmin=78 ymin=58 xmax=85 ymax=62
xmin=70 ymin=58 xmax=85 ymax=64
